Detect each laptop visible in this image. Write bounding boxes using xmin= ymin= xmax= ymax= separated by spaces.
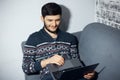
xmin=59 ymin=63 xmax=99 ymax=80
xmin=48 ymin=59 xmax=82 ymax=72
xmin=47 ymin=59 xmax=99 ymax=80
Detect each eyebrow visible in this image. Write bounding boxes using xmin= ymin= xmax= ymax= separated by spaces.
xmin=47 ymin=18 xmax=61 ymax=21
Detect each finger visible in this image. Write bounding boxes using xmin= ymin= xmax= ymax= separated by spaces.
xmin=54 ymin=55 xmax=65 ymax=63
xmin=56 ymin=60 xmax=64 ymax=66
xmin=59 ymin=60 xmax=64 ymax=65
xmin=84 ymin=75 xmax=91 ymax=80
xmin=54 ymin=54 xmax=64 ymax=60
xmin=54 ymin=62 xmax=63 ymax=66
xmin=84 ymin=74 xmax=94 ymax=80
xmin=50 ymin=55 xmax=65 ymax=65
xmin=87 ymin=73 xmax=95 ymax=76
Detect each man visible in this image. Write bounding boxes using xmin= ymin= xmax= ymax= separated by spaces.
xmin=22 ymin=2 xmax=96 ymax=80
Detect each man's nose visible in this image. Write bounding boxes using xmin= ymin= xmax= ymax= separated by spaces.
xmin=52 ymin=21 xmax=57 ymax=26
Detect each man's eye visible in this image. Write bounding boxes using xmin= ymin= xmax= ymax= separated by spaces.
xmin=56 ymin=19 xmax=60 ymax=21
xmin=48 ymin=20 xmax=52 ymax=22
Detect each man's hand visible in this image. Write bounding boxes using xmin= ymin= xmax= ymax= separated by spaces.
xmin=41 ymin=54 xmax=64 ymax=68
xmin=48 ymin=54 xmax=65 ymax=66
xmin=83 ymin=71 xmax=95 ymax=80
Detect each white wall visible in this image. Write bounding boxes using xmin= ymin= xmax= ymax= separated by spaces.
xmin=0 ymin=0 xmax=95 ymax=80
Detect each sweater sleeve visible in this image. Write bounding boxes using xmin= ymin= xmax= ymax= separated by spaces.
xmin=70 ymin=36 xmax=79 ymax=59
xmin=22 ymin=45 xmax=42 ymax=75
xmin=70 ymin=35 xmax=85 ymax=67
xmin=22 ymin=33 xmax=42 ymax=75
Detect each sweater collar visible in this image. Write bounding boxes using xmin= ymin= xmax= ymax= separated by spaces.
xmin=40 ymin=27 xmax=61 ymax=41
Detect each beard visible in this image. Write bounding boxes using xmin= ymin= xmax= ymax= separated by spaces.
xmin=44 ymin=23 xmax=58 ymax=34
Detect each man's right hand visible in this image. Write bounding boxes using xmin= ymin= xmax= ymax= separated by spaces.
xmin=41 ymin=54 xmax=65 ymax=68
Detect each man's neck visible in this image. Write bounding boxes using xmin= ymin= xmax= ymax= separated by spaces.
xmin=44 ymin=28 xmax=58 ymax=39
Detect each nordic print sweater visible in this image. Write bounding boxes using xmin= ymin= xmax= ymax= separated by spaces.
xmin=22 ymin=28 xmax=81 ymax=76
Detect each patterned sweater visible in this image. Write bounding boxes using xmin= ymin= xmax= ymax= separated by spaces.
xmin=22 ymin=28 xmax=81 ymax=76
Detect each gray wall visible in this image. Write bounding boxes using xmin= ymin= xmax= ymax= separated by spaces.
xmin=0 ymin=0 xmax=95 ymax=80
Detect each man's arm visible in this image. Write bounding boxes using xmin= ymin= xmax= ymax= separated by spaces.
xmin=41 ymin=54 xmax=65 ymax=68
xmin=22 ymin=45 xmax=42 ymax=75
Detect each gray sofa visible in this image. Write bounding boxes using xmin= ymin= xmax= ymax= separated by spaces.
xmin=74 ymin=22 xmax=120 ymax=80
xmin=22 ymin=22 xmax=120 ymax=80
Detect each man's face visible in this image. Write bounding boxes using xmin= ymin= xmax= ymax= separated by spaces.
xmin=42 ymin=15 xmax=61 ymax=33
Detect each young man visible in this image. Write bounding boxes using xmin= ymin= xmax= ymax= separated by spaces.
xmin=22 ymin=2 xmax=95 ymax=80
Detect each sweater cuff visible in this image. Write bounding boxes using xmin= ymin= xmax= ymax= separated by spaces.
xmin=34 ymin=61 xmax=42 ymax=72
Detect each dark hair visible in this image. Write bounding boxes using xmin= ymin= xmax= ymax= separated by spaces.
xmin=41 ymin=2 xmax=62 ymax=17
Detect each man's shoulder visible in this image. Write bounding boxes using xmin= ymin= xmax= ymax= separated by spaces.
xmin=28 ymin=29 xmax=42 ymax=38
xmin=29 ymin=31 xmax=39 ymax=38
xmin=26 ymin=30 xmax=43 ymax=46
xmin=59 ymin=30 xmax=78 ymax=43
xmin=60 ymin=30 xmax=76 ymax=39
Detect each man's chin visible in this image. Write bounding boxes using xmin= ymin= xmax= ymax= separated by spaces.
xmin=44 ymin=26 xmax=58 ymax=33
xmin=46 ymin=28 xmax=57 ymax=33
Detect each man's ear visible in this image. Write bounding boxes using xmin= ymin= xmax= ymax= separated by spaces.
xmin=41 ymin=16 xmax=44 ymax=22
